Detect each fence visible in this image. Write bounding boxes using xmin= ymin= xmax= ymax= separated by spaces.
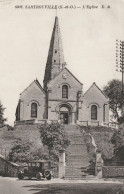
xmin=77 ymin=121 xmax=119 ymax=129
xmin=15 ymin=119 xmax=119 ymax=129
xmin=15 ymin=119 xmax=35 ymax=125
xmin=35 ymin=120 xmax=59 ymax=124
xmin=15 ymin=119 xmax=60 ymax=126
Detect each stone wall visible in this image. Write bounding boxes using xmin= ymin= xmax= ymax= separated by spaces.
xmin=0 ymin=157 xmax=19 ymax=177
xmin=102 ymin=166 xmax=124 ymax=178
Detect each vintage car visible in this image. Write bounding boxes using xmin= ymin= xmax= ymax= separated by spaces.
xmin=18 ymin=160 xmax=52 ymax=180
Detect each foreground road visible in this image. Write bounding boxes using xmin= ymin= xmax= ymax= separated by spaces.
xmin=0 ymin=176 xmax=124 ymax=194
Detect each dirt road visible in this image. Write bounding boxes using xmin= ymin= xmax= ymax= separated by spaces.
xmin=0 ymin=176 xmax=124 ymax=194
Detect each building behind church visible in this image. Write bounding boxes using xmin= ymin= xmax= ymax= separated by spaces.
xmin=15 ymin=17 xmax=109 ymax=126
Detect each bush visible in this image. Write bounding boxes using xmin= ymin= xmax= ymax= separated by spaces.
xmin=40 ymin=123 xmax=70 ymax=162
xmin=8 ymin=139 xmax=49 ymax=163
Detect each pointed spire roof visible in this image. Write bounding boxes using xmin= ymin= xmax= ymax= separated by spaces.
xmin=44 ymin=17 xmax=65 ymax=87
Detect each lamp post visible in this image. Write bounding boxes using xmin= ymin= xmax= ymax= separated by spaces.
xmin=116 ymin=40 xmax=124 ymax=117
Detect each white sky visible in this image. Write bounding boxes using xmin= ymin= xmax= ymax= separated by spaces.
xmin=0 ymin=0 xmax=124 ymax=125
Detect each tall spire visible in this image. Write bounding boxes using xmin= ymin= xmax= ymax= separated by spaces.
xmin=43 ymin=16 xmax=65 ymax=89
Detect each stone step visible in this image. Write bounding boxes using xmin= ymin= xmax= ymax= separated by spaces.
xmin=66 ymin=160 xmax=89 ymax=163
xmin=65 ymin=172 xmax=83 ymax=175
xmin=65 ymin=175 xmax=84 ymax=178
xmin=66 ymin=164 xmax=89 ymax=167
xmin=67 ymin=149 xmax=87 ymax=152
xmin=66 ymin=158 xmax=89 ymax=161
xmin=67 ymin=155 xmax=89 ymax=158
xmin=66 ymin=160 xmax=89 ymax=165
xmin=67 ymin=152 xmax=88 ymax=155
xmin=66 ymin=159 xmax=89 ymax=162
xmin=66 ymin=169 xmax=87 ymax=172
xmin=69 ymin=139 xmax=85 ymax=142
xmin=65 ymin=167 xmax=83 ymax=170
xmin=70 ymin=141 xmax=84 ymax=143
xmin=68 ymin=142 xmax=86 ymax=144
xmin=65 ymin=175 xmax=95 ymax=178
xmin=67 ymin=156 xmax=89 ymax=159
xmin=67 ymin=145 xmax=87 ymax=148
xmin=66 ymin=164 xmax=88 ymax=167
xmin=65 ymin=176 xmax=95 ymax=180
xmin=66 ymin=165 xmax=89 ymax=169
xmin=67 ymin=132 xmax=80 ymax=133
xmin=64 ymin=125 xmax=91 ymax=179
xmin=67 ymin=147 xmax=87 ymax=151
xmin=65 ymin=174 xmax=84 ymax=177
xmin=67 ymin=156 xmax=89 ymax=160
xmin=66 ymin=163 xmax=89 ymax=167
xmin=65 ymin=170 xmax=84 ymax=174
xmin=66 ymin=132 xmax=82 ymax=135
xmin=66 ymin=166 xmax=85 ymax=169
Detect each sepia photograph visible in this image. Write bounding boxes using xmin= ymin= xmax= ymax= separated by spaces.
xmin=0 ymin=0 xmax=124 ymax=193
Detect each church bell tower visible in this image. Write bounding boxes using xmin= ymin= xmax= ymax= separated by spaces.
xmin=43 ymin=16 xmax=66 ymax=91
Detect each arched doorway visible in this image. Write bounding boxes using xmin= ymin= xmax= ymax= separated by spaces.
xmin=59 ymin=104 xmax=72 ymax=124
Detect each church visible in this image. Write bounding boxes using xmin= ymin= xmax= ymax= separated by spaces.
xmin=15 ymin=17 xmax=109 ymax=125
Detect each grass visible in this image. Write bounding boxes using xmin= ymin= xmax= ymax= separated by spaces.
xmin=0 ymin=124 xmax=115 ymax=164
xmin=79 ymin=126 xmax=114 ymax=160
xmin=0 ymin=124 xmax=46 ymax=162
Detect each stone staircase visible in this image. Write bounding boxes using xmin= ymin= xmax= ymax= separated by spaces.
xmin=65 ymin=125 xmax=90 ymax=179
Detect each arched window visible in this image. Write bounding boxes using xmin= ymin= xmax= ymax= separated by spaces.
xmin=62 ymin=85 xmax=68 ymax=98
xmin=91 ymin=105 xmax=97 ymax=120
xmin=31 ymin=103 xmax=37 ymax=118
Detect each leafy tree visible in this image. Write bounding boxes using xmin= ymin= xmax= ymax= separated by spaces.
xmin=111 ymin=124 xmax=124 ymax=149
xmin=40 ymin=123 xmax=70 ymax=162
xmin=0 ymin=101 xmax=6 ymax=127
xmin=8 ymin=139 xmax=48 ymax=163
xmin=110 ymin=124 xmax=124 ymax=165
xmin=103 ymin=79 xmax=123 ymax=121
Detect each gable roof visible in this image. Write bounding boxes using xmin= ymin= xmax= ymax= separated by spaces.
xmin=20 ymin=79 xmax=45 ymax=95
xmin=83 ymin=82 xmax=107 ymax=99
xmin=48 ymin=67 xmax=83 ymax=85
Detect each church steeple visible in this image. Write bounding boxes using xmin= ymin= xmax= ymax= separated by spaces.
xmin=43 ymin=16 xmax=66 ymax=89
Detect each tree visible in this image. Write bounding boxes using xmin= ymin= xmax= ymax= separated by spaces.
xmin=40 ymin=123 xmax=70 ymax=162
xmin=103 ymin=79 xmax=122 ymax=121
xmin=110 ymin=124 xmax=124 ymax=165
xmin=8 ymin=139 xmax=49 ymax=163
xmin=0 ymin=101 xmax=6 ymax=127
xmin=111 ymin=125 xmax=124 ymax=149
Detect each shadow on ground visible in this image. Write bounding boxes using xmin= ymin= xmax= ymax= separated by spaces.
xmin=23 ymin=183 xmax=124 ymax=194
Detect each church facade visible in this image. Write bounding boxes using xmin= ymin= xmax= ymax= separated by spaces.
xmin=15 ymin=17 xmax=109 ymax=125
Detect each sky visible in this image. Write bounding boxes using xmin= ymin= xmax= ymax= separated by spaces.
xmin=0 ymin=0 xmax=124 ymax=125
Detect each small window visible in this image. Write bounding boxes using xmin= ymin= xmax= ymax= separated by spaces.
xmin=62 ymin=85 xmax=68 ymax=98
xmin=31 ymin=103 xmax=37 ymax=118
xmin=91 ymin=105 xmax=97 ymax=120
xmin=54 ymin=60 xmax=56 ymax=63
xmin=55 ymin=50 xmax=57 ymax=53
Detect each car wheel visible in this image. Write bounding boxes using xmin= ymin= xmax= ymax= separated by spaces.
xmin=44 ymin=170 xmax=51 ymax=180
xmin=18 ymin=172 xmax=24 ymax=180
xmin=36 ymin=172 xmax=42 ymax=180
xmin=46 ymin=174 xmax=51 ymax=180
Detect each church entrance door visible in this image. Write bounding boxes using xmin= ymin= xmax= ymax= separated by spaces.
xmin=59 ymin=104 xmax=72 ymax=124
xmin=60 ymin=113 xmax=68 ymax=124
